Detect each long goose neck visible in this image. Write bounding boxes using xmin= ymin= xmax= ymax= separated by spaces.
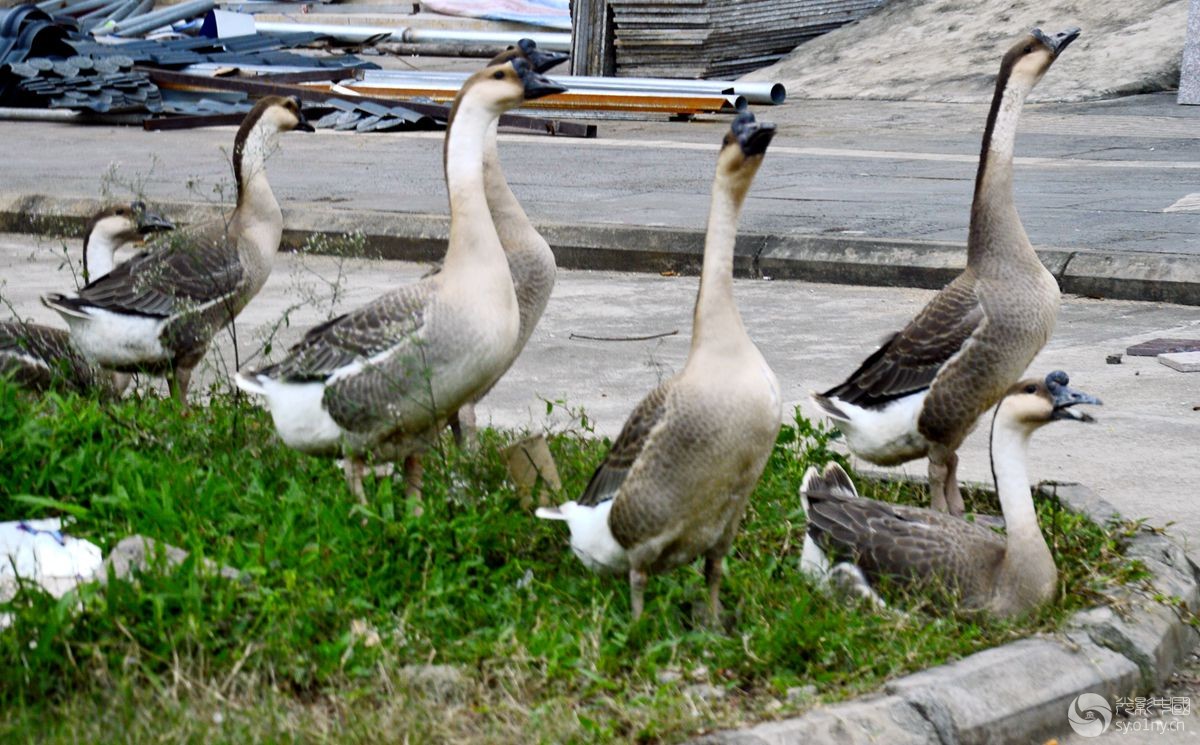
xmin=989 ymin=411 xmax=1044 ymax=548
xmin=968 ymin=67 xmax=1035 ymax=267
xmin=690 ymin=166 xmax=750 ymax=357
xmin=483 ymin=119 xmax=531 ymax=240
xmin=83 ymin=233 xmax=117 ymax=282
xmin=233 ymin=120 xmax=283 ymax=239
xmin=442 ymin=95 xmax=506 ymax=276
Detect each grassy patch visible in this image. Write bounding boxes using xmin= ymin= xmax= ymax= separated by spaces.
xmin=0 ymin=381 xmax=1146 ymax=743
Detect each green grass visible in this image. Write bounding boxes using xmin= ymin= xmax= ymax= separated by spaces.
xmin=0 ymin=380 xmax=1147 ymax=743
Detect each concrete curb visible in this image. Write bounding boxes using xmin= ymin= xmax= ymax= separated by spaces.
xmin=4 ymin=193 xmax=1200 ymax=306
xmin=692 ymin=482 xmax=1200 ymax=745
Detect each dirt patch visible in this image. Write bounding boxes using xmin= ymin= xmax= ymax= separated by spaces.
xmin=744 ymin=0 xmax=1187 ymax=103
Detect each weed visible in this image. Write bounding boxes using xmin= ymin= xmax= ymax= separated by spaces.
xmin=0 ymin=390 xmax=1147 ymax=743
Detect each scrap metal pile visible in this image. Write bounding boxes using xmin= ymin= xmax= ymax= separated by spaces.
xmin=0 ymin=0 xmax=790 ymax=134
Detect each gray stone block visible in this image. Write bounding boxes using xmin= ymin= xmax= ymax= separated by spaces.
xmin=1180 ymin=0 xmax=1200 ymax=104
xmin=692 ymin=694 xmax=937 ymax=745
xmin=883 ymin=637 xmax=1140 ymax=745
xmin=101 ymin=535 xmax=243 ymax=584
xmin=1070 ymin=604 xmax=1199 ymax=689
xmin=1159 ymin=351 xmax=1200 ymax=372
xmin=1040 ymin=482 xmax=1124 ymax=526
xmin=1126 ymin=531 xmax=1200 ymax=610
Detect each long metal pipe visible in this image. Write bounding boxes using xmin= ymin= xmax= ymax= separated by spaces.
xmin=359 ymin=70 xmax=786 ymax=105
xmin=54 ymin=0 xmax=117 ymax=17
xmin=403 ymin=28 xmax=569 ymax=52
xmin=108 ymin=0 xmax=213 ymax=36
xmin=251 ymin=20 xmax=570 ymax=52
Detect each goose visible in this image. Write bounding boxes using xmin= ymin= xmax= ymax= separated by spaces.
xmin=536 ymin=111 xmax=782 ymax=623
xmin=1 ymin=202 xmax=174 ymax=397
xmin=811 ymin=28 xmax=1080 ymax=515
xmin=234 ymin=60 xmax=567 ymax=501
xmin=448 ymin=39 xmax=568 ymax=447
xmin=801 ymin=371 xmax=1100 ymax=618
xmin=42 ymin=96 xmax=313 ymax=405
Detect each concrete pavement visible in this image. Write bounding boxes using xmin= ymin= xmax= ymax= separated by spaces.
xmin=2 ymin=92 xmax=1200 ymax=302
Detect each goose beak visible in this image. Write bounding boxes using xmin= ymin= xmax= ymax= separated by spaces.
xmin=528 ymin=48 xmax=569 ymax=73
xmin=514 ymin=38 xmax=569 ymax=73
xmin=731 ymin=111 xmax=777 ymax=157
xmin=136 ymin=207 xmax=174 ymax=235
xmin=741 ymin=121 xmax=777 ymax=157
xmin=1045 ymin=370 xmax=1101 ymax=422
xmin=518 ymin=64 xmax=568 ymax=100
xmin=292 ymin=96 xmax=315 ymax=132
xmin=1032 ymin=27 xmax=1081 ymax=57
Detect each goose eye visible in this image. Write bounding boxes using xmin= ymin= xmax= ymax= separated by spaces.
xmin=1023 ymin=45 xmax=1033 ymax=54
xmin=1024 ymin=384 xmax=1037 ymax=394
xmin=493 ymin=71 xmax=504 ymax=80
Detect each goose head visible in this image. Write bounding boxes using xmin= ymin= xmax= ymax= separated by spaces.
xmin=491 ymin=38 xmax=569 ymax=73
xmin=998 ymin=370 xmax=1101 ymax=430
xmin=1001 ymin=27 xmax=1081 ymax=88
xmin=717 ymin=109 xmax=777 ymax=193
xmin=82 ymin=201 xmax=173 ymax=280
xmin=240 ymin=95 xmax=314 ymax=137
xmin=456 ymin=58 xmax=568 ymax=115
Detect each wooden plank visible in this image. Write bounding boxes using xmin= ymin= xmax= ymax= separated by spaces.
xmin=143 ymin=112 xmax=246 ymax=130
xmin=140 ymin=67 xmax=597 ymax=138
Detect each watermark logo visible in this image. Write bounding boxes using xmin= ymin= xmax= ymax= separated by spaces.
xmin=1068 ymin=693 xmax=1113 ymax=738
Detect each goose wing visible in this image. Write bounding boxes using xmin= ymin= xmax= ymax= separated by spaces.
xmin=53 ymin=233 xmax=243 ymax=319
xmin=0 ymin=321 xmax=100 ymax=392
xmin=0 ymin=321 xmax=73 ymax=368
xmin=577 ymin=383 xmax=670 ymax=508
xmin=253 ymin=281 xmax=433 ymax=383
xmin=824 ymin=273 xmax=984 ymax=409
xmin=805 ymin=490 xmax=1003 ymax=588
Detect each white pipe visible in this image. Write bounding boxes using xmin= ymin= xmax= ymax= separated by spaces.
xmin=251 ymin=20 xmax=570 ymax=51
xmin=359 ymin=70 xmax=786 ymax=105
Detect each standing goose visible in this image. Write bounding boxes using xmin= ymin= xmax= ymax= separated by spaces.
xmin=811 ymin=28 xmax=1080 ymax=515
xmin=800 ymin=371 xmax=1100 ymax=618
xmin=448 ymin=39 xmax=568 ymax=446
xmin=536 ymin=112 xmax=782 ymax=622
xmin=235 ymin=61 xmax=566 ymax=501
xmin=1 ymin=202 xmax=173 ymax=397
xmin=42 ymin=96 xmax=313 ymax=404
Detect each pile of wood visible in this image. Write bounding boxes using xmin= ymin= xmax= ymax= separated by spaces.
xmin=603 ymin=0 xmax=885 ymax=78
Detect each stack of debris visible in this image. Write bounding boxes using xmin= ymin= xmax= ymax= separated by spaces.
xmin=603 ymin=0 xmax=885 ymax=78
xmin=6 ymin=54 xmax=162 ymax=113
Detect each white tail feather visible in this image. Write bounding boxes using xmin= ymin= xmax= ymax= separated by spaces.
xmin=535 ymin=506 xmax=567 ymax=521
xmin=234 ymin=372 xmax=266 ymax=396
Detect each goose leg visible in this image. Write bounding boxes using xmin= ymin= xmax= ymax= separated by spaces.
xmin=403 ymin=454 xmax=425 ymax=516
xmin=450 ymin=404 xmax=478 ymax=450
xmin=703 ymin=555 xmax=724 ymax=627
xmin=343 ymin=457 xmax=366 ymax=503
xmin=629 ymin=568 xmax=648 ymax=621
xmin=168 ymin=366 xmax=192 ymax=407
xmin=928 ymin=447 xmax=950 ymax=513
xmin=944 ymin=452 xmax=965 ymax=516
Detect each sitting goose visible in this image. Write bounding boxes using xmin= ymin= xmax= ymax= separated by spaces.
xmin=811 ymin=28 xmax=1080 ymax=515
xmin=235 ymin=61 xmax=566 ymax=501
xmin=42 ymin=96 xmax=313 ymax=404
xmin=1 ymin=202 xmax=173 ymax=397
xmin=536 ymin=112 xmax=782 ymax=622
xmin=449 ymin=38 xmax=568 ymax=447
xmin=801 ymin=371 xmax=1100 ymax=618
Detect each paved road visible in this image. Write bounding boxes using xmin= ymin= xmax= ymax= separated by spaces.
xmin=0 ymin=93 xmax=1198 ymax=260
